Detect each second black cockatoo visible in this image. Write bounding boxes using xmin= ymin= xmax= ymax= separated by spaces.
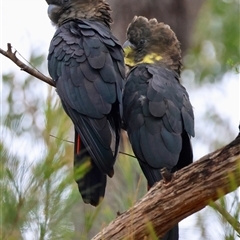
xmin=122 ymin=16 xmax=195 ymax=239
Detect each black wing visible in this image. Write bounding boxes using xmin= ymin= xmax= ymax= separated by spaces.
xmin=48 ymin=20 xmax=125 ymax=205
xmin=123 ymin=64 xmax=194 ymax=186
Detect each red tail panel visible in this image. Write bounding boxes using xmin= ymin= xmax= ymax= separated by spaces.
xmin=74 ymin=132 xmax=81 ymax=155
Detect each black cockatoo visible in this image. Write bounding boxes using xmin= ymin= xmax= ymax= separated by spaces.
xmin=122 ymin=16 xmax=195 ymax=239
xmin=46 ymin=0 xmax=125 ymax=206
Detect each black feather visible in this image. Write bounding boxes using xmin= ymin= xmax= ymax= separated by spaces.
xmin=123 ymin=64 xmax=194 ymax=177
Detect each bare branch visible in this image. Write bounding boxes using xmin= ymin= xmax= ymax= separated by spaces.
xmin=92 ymin=136 xmax=240 ymax=240
xmin=0 ymin=43 xmax=55 ymax=87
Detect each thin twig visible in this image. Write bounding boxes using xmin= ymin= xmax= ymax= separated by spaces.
xmin=49 ymin=134 xmax=73 ymax=144
xmin=49 ymin=134 xmax=136 ymax=158
xmin=119 ymin=151 xmax=136 ymax=159
xmin=0 ymin=43 xmax=55 ymax=87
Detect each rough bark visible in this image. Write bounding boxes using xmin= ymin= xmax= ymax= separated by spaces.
xmin=92 ymin=136 xmax=240 ymax=240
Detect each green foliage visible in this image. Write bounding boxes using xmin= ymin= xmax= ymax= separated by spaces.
xmin=184 ymin=0 xmax=240 ymax=83
xmin=1 ymin=92 xmax=78 ymax=240
xmin=227 ymin=59 xmax=240 ymax=74
xmin=209 ymin=190 xmax=240 ymax=240
xmin=181 ymin=0 xmax=239 ymax=154
xmin=146 ymin=222 xmax=159 ymax=240
xmin=195 ymin=164 xmax=240 ymax=240
xmin=180 ymin=0 xmax=240 ymax=238
xmin=2 ymin=55 xmax=79 ymax=239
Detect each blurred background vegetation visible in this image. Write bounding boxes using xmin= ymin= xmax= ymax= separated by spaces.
xmin=1 ymin=0 xmax=239 ymax=239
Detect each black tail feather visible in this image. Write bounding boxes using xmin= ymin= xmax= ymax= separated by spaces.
xmin=160 ymin=225 xmax=179 ymax=240
xmin=74 ymin=130 xmax=106 ymax=206
xmin=75 ymin=155 xmax=107 ymax=206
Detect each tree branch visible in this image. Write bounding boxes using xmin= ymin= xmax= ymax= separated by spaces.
xmin=0 ymin=43 xmax=55 ymax=87
xmin=92 ymin=136 xmax=240 ymax=240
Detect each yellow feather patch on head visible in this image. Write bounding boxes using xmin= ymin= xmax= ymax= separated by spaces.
xmin=124 ymin=47 xmax=162 ymax=66
xmin=123 ymin=46 xmax=132 ymax=58
xmin=123 ymin=46 xmax=135 ymax=67
xmin=124 ymin=58 xmax=135 ymax=67
xmin=142 ymin=53 xmax=162 ymax=63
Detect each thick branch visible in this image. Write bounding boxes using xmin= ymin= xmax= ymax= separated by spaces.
xmin=92 ymin=137 xmax=240 ymax=240
xmin=0 ymin=43 xmax=55 ymax=87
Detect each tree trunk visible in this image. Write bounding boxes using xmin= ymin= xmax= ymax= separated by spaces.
xmin=110 ymin=0 xmax=205 ymax=54
xmin=92 ymin=136 xmax=240 ymax=240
